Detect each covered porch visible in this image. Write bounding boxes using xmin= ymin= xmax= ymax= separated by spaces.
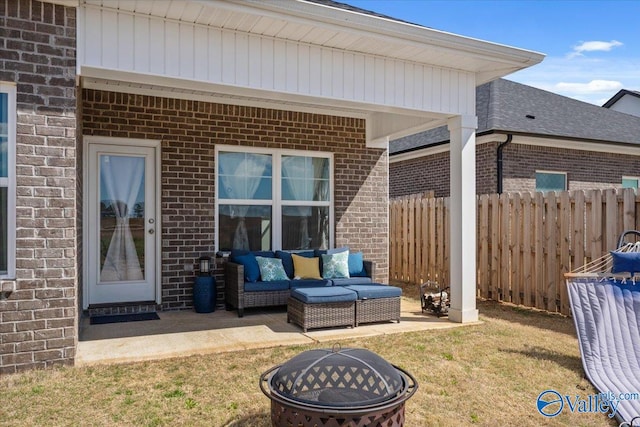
xmin=76 ymin=0 xmax=544 ymax=327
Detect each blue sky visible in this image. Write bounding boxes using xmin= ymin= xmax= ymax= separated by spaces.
xmin=343 ymin=0 xmax=640 ymax=106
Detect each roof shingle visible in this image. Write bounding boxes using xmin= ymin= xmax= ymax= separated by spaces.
xmin=390 ymin=79 xmax=640 ymax=155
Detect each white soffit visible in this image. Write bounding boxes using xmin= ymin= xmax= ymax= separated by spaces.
xmin=80 ymin=0 xmax=544 ymax=84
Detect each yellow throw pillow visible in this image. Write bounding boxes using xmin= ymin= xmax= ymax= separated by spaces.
xmin=292 ymin=254 xmax=321 ymax=279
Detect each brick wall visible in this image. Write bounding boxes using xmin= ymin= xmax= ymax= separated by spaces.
xmin=82 ymin=90 xmax=388 ymax=310
xmin=501 ymin=143 xmax=640 ymax=192
xmin=389 ymin=141 xmax=498 ymax=198
xmin=390 ymin=137 xmax=640 ymax=198
xmin=0 ymin=0 xmax=77 ymax=374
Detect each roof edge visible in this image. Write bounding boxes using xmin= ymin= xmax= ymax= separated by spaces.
xmin=602 ymin=89 xmax=640 ymax=108
xmin=234 ymin=0 xmax=545 ymax=69
xmin=390 ymin=129 xmax=640 ymax=157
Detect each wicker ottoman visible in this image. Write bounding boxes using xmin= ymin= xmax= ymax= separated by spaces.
xmin=287 ymin=287 xmax=357 ymax=332
xmin=344 ymin=284 xmax=402 ymax=326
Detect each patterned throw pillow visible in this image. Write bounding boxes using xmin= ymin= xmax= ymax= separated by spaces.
xmin=255 ymin=256 xmax=289 ymax=282
xmin=321 ymin=251 xmax=350 ymax=279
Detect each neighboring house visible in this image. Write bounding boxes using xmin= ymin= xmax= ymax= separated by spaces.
xmin=0 ymin=0 xmax=543 ymax=373
xmin=390 ymin=78 xmax=640 ymax=198
xmin=603 ymin=89 xmax=640 ymax=117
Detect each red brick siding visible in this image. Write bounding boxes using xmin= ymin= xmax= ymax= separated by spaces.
xmin=82 ymin=90 xmax=388 ymax=309
xmin=0 ymin=0 xmax=77 ymax=374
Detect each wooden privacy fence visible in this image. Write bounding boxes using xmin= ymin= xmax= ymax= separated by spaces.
xmin=389 ymin=188 xmax=640 ymax=315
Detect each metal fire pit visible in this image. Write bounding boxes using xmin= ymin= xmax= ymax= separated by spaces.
xmin=260 ymin=345 xmax=418 ymax=427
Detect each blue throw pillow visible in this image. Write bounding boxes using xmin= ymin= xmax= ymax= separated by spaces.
xmin=256 ymin=256 xmax=289 ymax=281
xmin=234 ymin=254 xmax=260 ymax=282
xmin=610 ymin=251 xmax=640 ymax=275
xmin=229 ymin=249 xmax=250 ymax=263
xmin=348 ymin=252 xmax=367 ymax=277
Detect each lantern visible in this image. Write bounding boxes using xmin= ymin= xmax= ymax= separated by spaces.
xmin=199 ymin=256 xmax=211 ymax=276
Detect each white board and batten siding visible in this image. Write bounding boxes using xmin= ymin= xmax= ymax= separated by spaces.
xmin=79 ymin=6 xmax=476 ymax=117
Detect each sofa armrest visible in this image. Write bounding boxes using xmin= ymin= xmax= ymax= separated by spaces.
xmin=225 ymin=261 xmax=245 ymax=311
xmin=363 ymin=260 xmax=375 ymax=280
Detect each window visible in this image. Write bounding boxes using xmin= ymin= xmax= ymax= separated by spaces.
xmin=535 ymin=171 xmax=566 ymax=193
xmin=622 ymin=177 xmax=639 ymax=189
xmin=216 ymin=146 xmax=332 ymax=252
xmin=0 ymin=83 xmax=16 ymax=279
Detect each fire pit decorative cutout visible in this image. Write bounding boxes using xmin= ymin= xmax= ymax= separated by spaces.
xmin=260 ymin=345 xmax=418 ymax=427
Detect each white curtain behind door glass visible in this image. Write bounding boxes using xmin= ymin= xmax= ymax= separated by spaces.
xmin=219 ymin=153 xmax=270 ymax=250
xmin=100 ymin=155 xmax=145 ymax=282
xmin=282 ymin=156 xmax=314 ymax=249
xmin=313 ymin=158 xmax=329 ymax=248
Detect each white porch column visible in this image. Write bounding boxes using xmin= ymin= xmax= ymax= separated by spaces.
xmin=448 ymin=115 xmax=479 ymax=323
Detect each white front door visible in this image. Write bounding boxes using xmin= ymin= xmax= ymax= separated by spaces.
xmin=86 ymin=141 xmax=159 ymax=306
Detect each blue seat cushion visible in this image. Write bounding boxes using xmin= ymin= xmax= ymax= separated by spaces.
xmin=344 ymin=284 xmax=402 ymax=299
xmin=291 ymin=287 xmax=357 ymax=304
xmin=289 ymin=279 xmax=332 ymax=289
xmin=330 ymin=277 xmax=373 ymax=286
xmin=276 ymin=250 xmax=314 ymax=279
xmin=244 ymin=280 xmax=290 ymax=292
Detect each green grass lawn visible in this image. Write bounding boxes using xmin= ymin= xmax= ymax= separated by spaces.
xmin=0 ymin=298 xmax=618 ymax=426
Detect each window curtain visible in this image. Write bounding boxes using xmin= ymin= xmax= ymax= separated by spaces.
xmin=219 ymin=154 xmax=269 ymax=250
xmin=312 ymin=159 xmax=329 ymax=249
xmin=100 ymin=156 xmax=144 ymax=282
xmin=282 ymin=157 xmax=313 ymax=249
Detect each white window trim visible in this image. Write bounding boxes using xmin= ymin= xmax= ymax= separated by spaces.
xmin=214 ymin=144 xmax=334 ymax=252
xmin=535 ymin=170 xmax=567 ymax=192
xmin=0 ymin=83 xmax=16 ymax=280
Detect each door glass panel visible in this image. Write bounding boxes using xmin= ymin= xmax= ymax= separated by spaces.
xmin=0 ymin=187 xmax=6 ymax=274
xmin=99 ymin=155 xmax=145 ymax=282
xmin=0 ymin=92 xmax=8 ymax=178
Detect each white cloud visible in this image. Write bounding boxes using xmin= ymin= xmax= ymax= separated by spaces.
xmin=507 ymin=55 xmax=640 ymax=105
xmin=555 ymin=79 xmax=623 ymax=95
xmin=568 ymin=40 xmax=623 ymax=58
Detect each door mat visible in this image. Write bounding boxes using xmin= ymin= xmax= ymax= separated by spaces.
xmin=90 ymin=312 xmax=160 ymax=325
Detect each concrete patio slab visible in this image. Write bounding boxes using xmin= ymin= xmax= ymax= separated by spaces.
xmin=76 ymin=297 xmax=478 ymax=366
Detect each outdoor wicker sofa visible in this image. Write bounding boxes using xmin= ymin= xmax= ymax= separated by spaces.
xmin=224 ymin=249 xmax=375 ymax=317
